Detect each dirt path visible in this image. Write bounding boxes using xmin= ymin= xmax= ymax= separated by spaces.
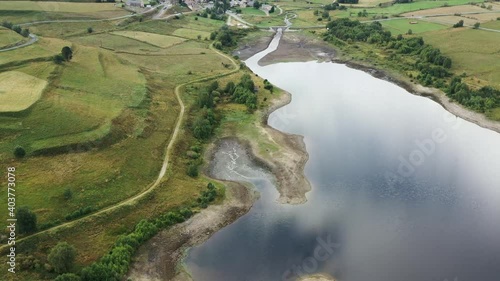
xmin=0 ymin=43 xmax=239 ymax=253
xmin=0 ymin=34 xmax=38 ymax=52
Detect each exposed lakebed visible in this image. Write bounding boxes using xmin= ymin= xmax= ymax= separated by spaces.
xmin=184 ymin=31 xmax=500 ymax=281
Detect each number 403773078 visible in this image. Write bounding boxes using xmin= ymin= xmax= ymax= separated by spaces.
xmin=7 ymin=167 xmax=16 ymax=217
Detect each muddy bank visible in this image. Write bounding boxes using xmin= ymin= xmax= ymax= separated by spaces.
xmin=257 ymin=91 xmax=312 ymax=204
xmin=256 ymin=31 xmax=336 ymax=66
xmin=233 ymin=31 xmax=274 ymax=61
xmin=242 ymin=30 xmax=500 ymax=134
xmin=126 ymin=182 xmax=257 ymax=281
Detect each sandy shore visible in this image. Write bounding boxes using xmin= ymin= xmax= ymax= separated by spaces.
xmin=126 ymin=182 xmax=257 ymax=281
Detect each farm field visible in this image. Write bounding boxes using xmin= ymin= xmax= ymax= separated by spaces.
xmin=381 ymin=19 xmax=448 ymax=34
xmin=111 ymin=30 xmax=187 ymax=48
xmin=0 ymin=71 xmax=47 ymax=112
xmin=422 ymin=28 xmax=500 ymax=88
xmin=361 ymin=0 xmax=485 ymax=16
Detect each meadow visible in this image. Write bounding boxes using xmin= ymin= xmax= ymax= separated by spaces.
xmin=0 ymin=26 xmax=24 ymax=48
xmin=381 ymin=19 xmax=448 ymax=34
xmin=0 ymin=71 xmax=47 ymax=112
xmin=422 ymin=27 xmax=500 ymax=89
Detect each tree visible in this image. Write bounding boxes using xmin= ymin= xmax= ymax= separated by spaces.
xmin=253 ymin=0 xmax=261 ymax=9
xmin=12 ymin=25 xmax=22 ymax=34
xmin=453 ymin=20 xmax=464 ymax=28
xmin=14 ymin=146 xmax=26 ymax=158
xmin=269 ymin=5 xmax=275 ymax=13
xmin=473 ymin=22 xmax=480 ymax=29
xmin=407 ymin=29 xmax=413 ymax=35
xmin=21 ymin=28 xmax=30 ymax=37
xmin=54 ymin=273 xmax=81 ymax=281
xmin=17 ymin=206 xmax=37 ymax=234
xmin=48 ymin=242 xmax=77 ymax=273
xmin=87 ymin=27 xmax=93 ymax=33
xmin=61 ymin=46 xmax=73 ymax=61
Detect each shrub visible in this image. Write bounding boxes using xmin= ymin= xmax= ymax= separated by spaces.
xmin=48 ymin=242 xmax=76 ymax=273
xmin=14 ymin=146 xmax=26 ymax=158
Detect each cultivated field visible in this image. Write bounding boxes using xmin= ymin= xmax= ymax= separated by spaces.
xmin=111 ymin=30 xmax=187 ymax=48
xmin=0 ymin=71 xmax=47 ymax=112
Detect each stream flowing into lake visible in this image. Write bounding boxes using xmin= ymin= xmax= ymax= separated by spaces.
xmin=184 ymin=30 xmax=500 ymax=281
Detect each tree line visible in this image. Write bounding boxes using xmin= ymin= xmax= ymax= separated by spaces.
xmin=2 ymin=21 xmax=30 ymax=38
xmin=324 ymin=18 xmax=499 ymax=114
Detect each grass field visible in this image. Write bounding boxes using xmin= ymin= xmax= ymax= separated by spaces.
xmin=422 ymin=28 xmax=500 ymax=89
xmin=0 ymin=71 xmax=47 ymax=112
xmin=172 ymin=28 xmax=211 ymax=40
xmin=381 ymin=19 xmax=448 ymax=34
xmin=27 ymin=20 xmax=121 ymax=38
xmin=0 ymin=1 xmax=126 ymax=13
xmin=360 ymin=0 xmax=485 ymax=16
xmin=0 ymin=26 xmax=23 ymax=48
xmin=483 ymin=19 xmax=500 ymax=29
xmin=111 ymin=31 xmax=187 ymax=48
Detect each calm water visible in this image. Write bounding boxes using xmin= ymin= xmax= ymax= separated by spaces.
xmin=184 ymin=31 xmax=500 ymax=281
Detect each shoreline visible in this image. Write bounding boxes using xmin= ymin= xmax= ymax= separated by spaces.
xmin=126 ymin=180 xmax=258 ymax=281
xmin=245 ymin=30 xmax=500 ymax=135
xmin=126 ymin=36 xmax=313 ymax=280
xmin=337 ymin=59 xmax=500 ymax=134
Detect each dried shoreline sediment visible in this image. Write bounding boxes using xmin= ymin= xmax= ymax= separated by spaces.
xmin=126 ymin=181 xmax=257 ymax=281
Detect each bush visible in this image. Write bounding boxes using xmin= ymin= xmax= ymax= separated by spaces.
xmin=53 ymin=54 xmax=65 ymax=64
xmin=453 ymin=20 xmax=464 ymax=28
xmin=55 ymin=273 xmax=81 ymax=281
xmin=63 ymin=188 xmax=73 ymax=200
xmin=48 ymin=242 xmax=76 ymax=273
xmin=187 ymin=164 xmax=199 ymax=177
xmin=14 ymin=146 xmax=26 ymax=158
xmin=17 ymin=206 xmax=37 ymax=234
xmin=65 ymin=206 xmax=95 ymax=221
xmin=87 ymin=27 xmax=93 ymax=33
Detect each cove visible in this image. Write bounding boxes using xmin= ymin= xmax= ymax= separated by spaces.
xmin=184 ymin=31 xmax=500 ymax=281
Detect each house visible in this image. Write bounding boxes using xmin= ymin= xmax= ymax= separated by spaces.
xmin=127 ymin=0 xmax=144 ymax=8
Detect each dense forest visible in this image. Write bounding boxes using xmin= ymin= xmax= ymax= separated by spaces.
xmin=324 ymin=18 xmax=500 ymax=113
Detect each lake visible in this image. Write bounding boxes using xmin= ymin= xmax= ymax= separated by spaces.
xmin=184 ymin=30 xmax=500 ymax=281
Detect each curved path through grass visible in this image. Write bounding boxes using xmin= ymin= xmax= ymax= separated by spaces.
xmin=0 ymin=41 xmax=239 ymax=252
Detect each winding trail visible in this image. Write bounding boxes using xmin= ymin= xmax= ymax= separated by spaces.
xmin=0 ymin=43 xmax=239 ymax=252
xmin=0 ymin=34 xmax=38 ymax=52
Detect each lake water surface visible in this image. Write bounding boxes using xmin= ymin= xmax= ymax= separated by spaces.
xmin=184 ymin=31 xmax=500 ymax=281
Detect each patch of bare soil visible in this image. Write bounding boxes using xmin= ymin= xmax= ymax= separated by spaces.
xmin=126 ymin=182 xmax=257 ymax=281
xmin=258 ymin=31 xmax=336 ymax=66
xmin=233 ymin=31 xmax=274 ymax=61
